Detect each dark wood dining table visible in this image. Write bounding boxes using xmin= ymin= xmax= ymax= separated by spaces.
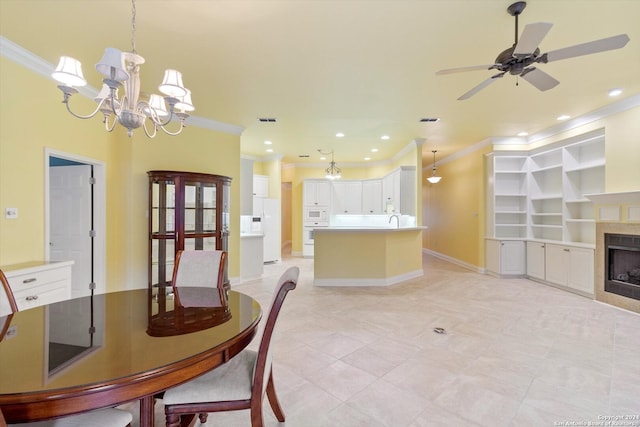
xmin=0 ymin=288 xmax=261 ymax=426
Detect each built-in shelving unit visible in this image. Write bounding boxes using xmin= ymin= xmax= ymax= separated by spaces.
xmin=487 ymin=155 xmax=528 ymax=239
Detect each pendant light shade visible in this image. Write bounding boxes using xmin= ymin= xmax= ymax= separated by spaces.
xmin=427 ymin=150 xmax=442 ymax=184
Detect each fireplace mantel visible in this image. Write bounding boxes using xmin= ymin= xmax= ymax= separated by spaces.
xmin=586 ymin=191 xmax=640 ymax=205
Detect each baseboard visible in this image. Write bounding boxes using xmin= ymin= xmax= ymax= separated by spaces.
xmin=313 ymin=269 xmax=424 ymax=287
xmin=422 ymin=248 xmax=485 ymax=274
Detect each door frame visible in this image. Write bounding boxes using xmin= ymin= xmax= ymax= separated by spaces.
xmin=44 ymin=148 xmax=106 ymax=295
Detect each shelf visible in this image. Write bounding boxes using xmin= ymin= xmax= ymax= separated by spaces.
xmin=495 ymin=210 xmax=527 ymax=214
xmin=565 ymin=198 xmax=591 ymax=204
xmin=564 ymin=160 xmax=605 ymax=173
xmin=565 ymin=219 xmax=595 ymax=224
xmin=531 ymin=225 xmax=563 ymax=229
xmin=531 ymin=213 xmax=562 ymax=217
xmin=530 ymin=195 xmax=563 ymax=201
xmin=531 ymin=164 xmax=563 ymax=174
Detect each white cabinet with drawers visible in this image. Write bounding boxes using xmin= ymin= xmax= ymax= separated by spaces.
xmin=1 ymin=261 xmax=73 ymax=313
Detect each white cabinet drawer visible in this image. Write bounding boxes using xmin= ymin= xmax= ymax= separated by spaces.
xmin=6 ymin=266 xmax=70 ymax=290
xmin=13 ymin=280 xmax=70 ymax=310
xmin=1 ymin=261 xmax=73 ymax=311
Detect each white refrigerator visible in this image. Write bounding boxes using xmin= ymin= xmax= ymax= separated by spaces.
xmin=254 ymin=197 xmax=281 ymax=263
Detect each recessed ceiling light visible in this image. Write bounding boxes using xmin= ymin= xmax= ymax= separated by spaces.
xmin=266 ymin=148 xmax=273 ymax=153
xmin=557 ymin=114 xmax=571 ymax=121
xmin=381 ymin=135 xmax=390 ymax=140
xmin=608 ymin=88 xmax=623 ymax=97
xmin=264 ymin=140 xmax=272 ymax=145
xmin=517 ymin=132 xmax=528 ymax=137
xmin=320 ymin=156 xmax=326 ymax=161
xmin=371 ymin=148 xmax=378 ymax=152
xmin=364 ymin=157 xmax=371 ymax=161
xmin=336 ymin=132 xmax=345 ymax=138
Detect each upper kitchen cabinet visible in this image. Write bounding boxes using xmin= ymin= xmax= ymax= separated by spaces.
xmin=148 ymin=171 xmax=232 ymax=290
xmin=303 ymin=180 xmax=331 ymax=206
xmin=382 ymin=166 xmax=416 ymax=215
xmin=332 ymin=181 xmax=363 ymax=214
xmin=362 ymin=179 xmax=383 ymax=214
xmin=253 ymin=174 xmax=269 ymax=198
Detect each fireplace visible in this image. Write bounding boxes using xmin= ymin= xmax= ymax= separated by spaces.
xmin=605 ymin=233 xmax=640 ymax=300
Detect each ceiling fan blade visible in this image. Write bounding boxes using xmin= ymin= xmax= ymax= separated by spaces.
xmin=457 ymin=73 xmax=505 ymax=100
xmin=542 ymin=34 xmax=630 ymax=62
xmin=436 ymin=64 xmax=498 ymax=75
xmin=521 ymin=67 xmax=559 ymax=91
xmin=514 ymin=22 xmax=553 ymax=56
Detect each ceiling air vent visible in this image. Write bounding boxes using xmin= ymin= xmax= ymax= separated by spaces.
xmin=298 ymin=155 xmax=310 ymax=158
xmin=419 ymin=118 xmax=440 ymax=122
xmin=258 ymin=117 xmax=277 ymax=123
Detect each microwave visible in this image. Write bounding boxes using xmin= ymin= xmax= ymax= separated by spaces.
xmin=304 ymin=206 xmax=328 ymax=222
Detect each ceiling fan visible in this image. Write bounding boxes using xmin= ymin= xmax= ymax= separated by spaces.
xmin=436 ymin=1 xmax=630 ymax=100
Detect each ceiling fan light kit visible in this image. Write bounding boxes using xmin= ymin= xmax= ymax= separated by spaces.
xmin=437 ymin=1 xmax=630 ymax=100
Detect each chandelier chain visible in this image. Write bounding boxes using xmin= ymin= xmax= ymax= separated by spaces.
xmin=131 ymin=0 xmax=137 ymax=53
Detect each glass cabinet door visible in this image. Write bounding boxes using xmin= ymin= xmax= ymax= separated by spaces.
xmin=148 ymin=171 xmax=232 ymax=294
xmin=150 ymin=178 xmax=176 ymax=288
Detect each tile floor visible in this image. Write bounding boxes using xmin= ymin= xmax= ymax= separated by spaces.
xmin=126 ymin=253 xmax=640 ymax=427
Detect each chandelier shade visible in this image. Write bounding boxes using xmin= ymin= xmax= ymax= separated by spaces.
xmin=51 ymin=0 xmax=193 ymax=138
xmin=52 ymin=56 xmax=87 ymax=87
xmin=95 ymin=48 xmax=129 ymax=82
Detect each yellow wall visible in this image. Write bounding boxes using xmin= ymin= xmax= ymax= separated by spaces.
xmin=0 ymin=56 xmax=242 ymax=290
xmin=422 ymin=145 xmax=490 ymax=268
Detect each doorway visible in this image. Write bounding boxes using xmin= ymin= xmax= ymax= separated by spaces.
xmin=45 ymin=149 xmax=106 ymax=297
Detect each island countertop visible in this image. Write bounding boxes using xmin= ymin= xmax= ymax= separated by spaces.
xmin=314 ymin=226 xmax=427 ymax=232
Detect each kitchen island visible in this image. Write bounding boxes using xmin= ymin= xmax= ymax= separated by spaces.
xmin=313 ymin=226 xmax=426 ymax=286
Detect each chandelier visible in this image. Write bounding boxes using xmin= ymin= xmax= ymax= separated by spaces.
xmin=50 ymin=0 xmax=193 ymax=138
xmin=427 ymin=150 xmax=442 ymax=183
xmin=319 ymin=150 xmax=341 ymax=180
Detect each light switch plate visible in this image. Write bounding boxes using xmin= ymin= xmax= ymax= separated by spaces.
xmin=5 ymin=207 xmax=18 ymax=219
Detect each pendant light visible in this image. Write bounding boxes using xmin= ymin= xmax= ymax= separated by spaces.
xmin=427 ymin=150 xmax=442 ymax=183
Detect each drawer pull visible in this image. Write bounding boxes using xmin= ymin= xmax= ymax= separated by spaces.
xmin=25 ymin=295 xmax=39 ymax=301
xmin=23 ymin=278 xmax=37 ymax=284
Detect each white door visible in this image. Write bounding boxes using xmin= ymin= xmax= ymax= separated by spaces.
xmin=50 ymin=165 xmax=92 ymax=299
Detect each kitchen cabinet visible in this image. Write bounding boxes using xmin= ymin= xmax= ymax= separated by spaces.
xmin=332 ymin=181 xmax=362 ymax=214
xmin=526 ymin=241 xmax=546 ymax=281
xmin=382 ymin=166 xmax=416 ymax=215
xmin=253 ymin=174 xmax=269 ymax=198
xmin=148 ymin=170 xmax=231 ymax=289
xmin=303 ymin=180 xmax=331 ymax=206
xmin=485 ymin=239 xmax=525 ymax=276
xmin=545 ymin=243 xmax=594 ymax=294
xmin=362 ymin=179 xmax=383 ymax=214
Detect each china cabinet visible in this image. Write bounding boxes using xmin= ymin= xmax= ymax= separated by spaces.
xmin=148 ymin=171 xmax=231 ymax=293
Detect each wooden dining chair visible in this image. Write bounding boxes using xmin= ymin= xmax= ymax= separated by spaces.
xmin=171 ymin=250 xmax=228 ymax=308
xmin=1 ymin=269 xmax=19 ymax=342
xmin=162 ymin=266 xmax=300 ymax=427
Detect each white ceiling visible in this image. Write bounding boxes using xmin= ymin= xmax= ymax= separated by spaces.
xmin=2 ymin=0 xmax=639 ymax=165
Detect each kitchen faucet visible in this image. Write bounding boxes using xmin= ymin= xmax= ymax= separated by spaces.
xmin=388 ymin=214 xmax=399 ymax=229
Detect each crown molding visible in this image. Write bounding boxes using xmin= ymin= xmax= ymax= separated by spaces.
xmin=0 ymin=35 xmax=244 ymax=136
